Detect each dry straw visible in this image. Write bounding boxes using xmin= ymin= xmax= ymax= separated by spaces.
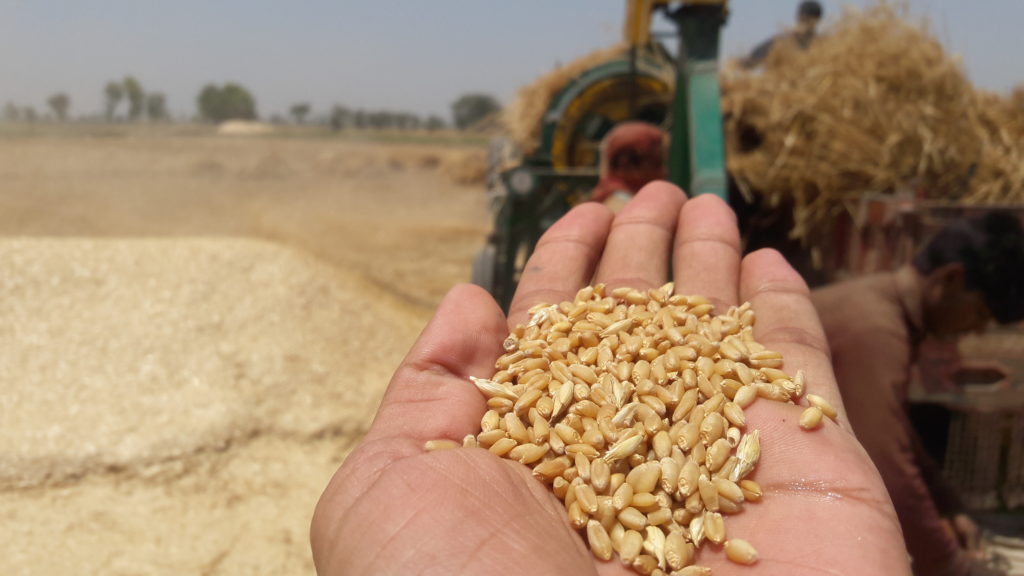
xmin=502 ymin=43 xmax=630 ymax=155
xmin=722 ymin=3 xmax=1024 ymax=242
xmin=430 ymin=283 xmax=835 ymax=574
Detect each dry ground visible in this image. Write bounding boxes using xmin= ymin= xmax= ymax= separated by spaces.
xmin=0 ymin=126 xmax=491 ymax=575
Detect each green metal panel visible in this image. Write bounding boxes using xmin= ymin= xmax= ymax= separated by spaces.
xmin=665 ymin=3 xmax=728 ymax=200
xmin=538 ymin=55 xmax=673 ymax=161
xmin=686 ymin=61 xmax=727 ymax=199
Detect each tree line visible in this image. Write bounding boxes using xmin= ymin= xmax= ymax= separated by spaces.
xmin=3 ymin=80 xmax=502 ymax=132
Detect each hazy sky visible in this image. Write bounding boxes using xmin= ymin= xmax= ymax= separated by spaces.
xmin=1 ymin=1 xmax=1021 ymax=121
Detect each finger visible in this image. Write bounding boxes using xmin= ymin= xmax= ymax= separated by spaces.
xmin=593 ymin=181 xmax=687 ymax=290
xmin=363 ymin=283 xmax=509 ymax=445
xmin=738 ymin=248 xmax=849 ymax=427
xmin=672 ymin=194 xmax=742 ymax=311
xmin=508 ymin=202 xmax=614 ymax=327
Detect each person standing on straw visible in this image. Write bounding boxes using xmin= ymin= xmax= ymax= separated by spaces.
xmin=743 ymin=1 xmax=824 ymax=68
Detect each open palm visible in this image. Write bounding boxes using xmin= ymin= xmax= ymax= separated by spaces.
xmin=311 ymin=183 xmax=912 ymax=575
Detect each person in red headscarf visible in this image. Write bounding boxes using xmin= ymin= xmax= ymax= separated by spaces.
xmin=590 ymin=121 xmax=667 ymax=207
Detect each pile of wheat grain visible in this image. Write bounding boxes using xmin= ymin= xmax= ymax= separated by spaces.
xmin=722 ymin=4 xmax=1024 ymax=241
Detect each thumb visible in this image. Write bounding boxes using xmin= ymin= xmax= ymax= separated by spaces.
xmin=364 ymin=283 xmax=508 ymax=445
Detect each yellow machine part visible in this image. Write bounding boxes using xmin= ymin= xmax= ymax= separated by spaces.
xmin=549 ymin=75 xmax=672 ymax=171
xmin=623 ymin=0 xmax=728 ymax=47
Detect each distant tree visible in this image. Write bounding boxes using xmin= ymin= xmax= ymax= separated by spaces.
xmin=368 ymin=111 xmax=389 ymax=129
xmin=289 ymin=103 xmax=311 ymax=124
xmin=3 ymin=101 xmax=19 ymax=122
xmin=104 ymin=81 xmax=124 ymax=120
xmin=451 ymin=93 xmax=500 ymax=130
xmin=145 ymin=93 xmax=168 ymax=121
xmin=396 ymin=113 xmax=420 ymax=131
xmin=329 ymin=105 xmax=351 ymax=131
xmin=196 ymin=83 xmax=257 ymax=123
xmin=123 ymin=76 xmax=145 ymax=121
xmin=22 ymin=106 xmax=38 ymax=123
xmin=47 ymin=93 xmax=71 ymax=121
xmin=353 ymin=110 xmax=367 ymax=129
xmin=425 ymin=115 xmax=447 ymax=132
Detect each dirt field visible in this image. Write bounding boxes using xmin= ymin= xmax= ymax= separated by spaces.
xmin=0 ymin=126 xmax=491 ymax=574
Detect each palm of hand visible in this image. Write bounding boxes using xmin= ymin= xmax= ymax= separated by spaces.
xmin=312 ymin=185 xmax=912 ymax=576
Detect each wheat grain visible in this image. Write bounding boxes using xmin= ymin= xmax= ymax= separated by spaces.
xmin=442 ymin=286 xmax=821 ymax=573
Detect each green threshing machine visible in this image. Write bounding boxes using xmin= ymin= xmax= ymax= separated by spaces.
xmin=472 ymin=0 xmax=731 ymax=310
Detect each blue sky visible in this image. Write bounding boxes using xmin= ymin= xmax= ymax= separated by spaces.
xmin=1 ymin=1 xmax=1021 ymax=120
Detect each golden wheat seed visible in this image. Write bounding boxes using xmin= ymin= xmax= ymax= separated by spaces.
xmin=732 ymin=430 xmax=761 ymax=482
xmin=800 ymin=405 xmax=824 ymax=430
xmin=663 ymin=530 xmax=692 ymax=571
xmin=697 ymin=475 xmax=720 ymax=512
xmin=576 ymin=483 xmax=600 ymax=515
xmin=724 ymin=538 xmax=759 ymax=565
xmin=568 ymin=501 xmax=589 ymax=530
xmin=604 ymin=430 xmax=645 ymax=463
xmin=706 ymin=438 xmax=732 ymax=473
xmin=688 ymin=513 xmax=705 ymax=547
xmin=713 ymin=477 xmax=745 ymax=504
xmin=733 ymin=384 xmax=758 ymax=409
xmin=627 ymin=462 xmax=663 ymax=494
xmin=510 ymin=442 xmax=549 ymax=464
xmin=643 ymin=525 xmax=667 ymax=570
xmin=618 ymin=507 xmax=648 ymax=531
xmin=620 ymin=529 xmax=644 ymax=563
xmin=631 ymin=492 xmax=659 ymax=513
xmin=591 ymin=458 xmax=612 ymax=494
xmin=423 ymin=439 xmax=460 ymax=451
xmin=587 ymin=520 xmax=614 ymax=560
xmin=647 ymin=507 xmax=673 ymax=527
xmin=633 ymin=554 xmax=660 ymax=575
xmin=659 ymin=457 xmax=680 ymax=494
xmin=480 ymin=409 xmax=501 ymax=432
xmin=613 ymin=482 xmax=635 ymax=511
xmin=704 ymin=511 xmax=726 ymax=544
xmin=806 ymin=393 xmax=838 ymax=421
xmin=739 ymin=479 xmax=763 ymax=502
xmin=718 ymin=496 xmax=744 ymax=515
xmin=722 ymin=401 xmax=746 ymax=428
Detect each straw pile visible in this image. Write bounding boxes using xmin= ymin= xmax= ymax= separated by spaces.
xmin=722 ymin=4 xmax=1024 ymax=241
xmin=503 ymin=43 xmax=630 ymax=155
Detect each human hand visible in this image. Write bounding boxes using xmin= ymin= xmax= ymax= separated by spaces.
xmin=310 ymin=182 xmax=911 ymax=575
xmin=952 ymin=513 xmax=981 ymax=553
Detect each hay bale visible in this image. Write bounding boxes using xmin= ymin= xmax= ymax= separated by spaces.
xmin=722 ymin=4 xmax=1024 ymax=241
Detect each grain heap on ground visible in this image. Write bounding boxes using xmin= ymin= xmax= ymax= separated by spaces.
xmin=428 ymin=283 xmax=838 ymax=575
xmin=722 ymin=4 xmax=1024 ymax=242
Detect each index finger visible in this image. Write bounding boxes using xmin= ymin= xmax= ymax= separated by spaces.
xmin=507 ymin=202 xmax=614 ymax=327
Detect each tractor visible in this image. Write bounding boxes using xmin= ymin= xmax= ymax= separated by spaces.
xmin=472 ymin=0 xmax=730 ymax=311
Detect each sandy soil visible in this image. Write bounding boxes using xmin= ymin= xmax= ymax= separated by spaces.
xmin=0 ymin=129 xmax=490 ymax=574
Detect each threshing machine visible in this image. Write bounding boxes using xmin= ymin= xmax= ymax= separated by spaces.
xmin=473 ymin=0 xmax=730 ymax=310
